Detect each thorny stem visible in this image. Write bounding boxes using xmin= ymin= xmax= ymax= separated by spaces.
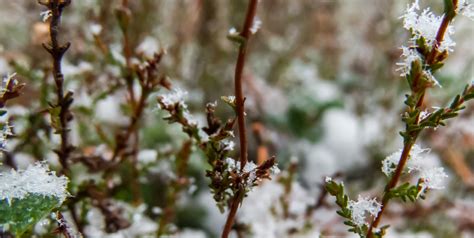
xmin=367 ymin=2 xmax=457 ymax=237
xmin=221 ymin=1 xmax=259 ymax=238
xmin=40 ymin=0 xmax=73 ymax=175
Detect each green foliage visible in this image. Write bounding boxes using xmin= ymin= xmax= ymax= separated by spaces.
xmin=0 ymin=195 xmax=61 ymax=236
xmin=387 ymin=182 xmax=424 ymax=202
xmin=325 ymin=179 xmax=370 ymax=237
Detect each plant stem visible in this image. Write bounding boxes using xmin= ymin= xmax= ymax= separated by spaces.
xmin=235 ymin=0 xmax=258 ymax=172
xmin=366 ymin=2 xmax=457 ymax=237
xmin=221 ymin=1 xmax=259 ymax=237
xmin=40 ymin=0 xmax=73 ymax=175
xmin=367 ymin=142 xmax=414 ymax=237
xmin=221 ymin=190 xmax=243 ymax=238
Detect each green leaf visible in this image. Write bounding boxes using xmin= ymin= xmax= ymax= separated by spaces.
xmin=0 ymin=195 xmax=61 ymax=236
xmin=48 ymin=106 xmax=62 ymax=134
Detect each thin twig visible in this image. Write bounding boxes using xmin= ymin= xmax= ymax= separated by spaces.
xmin=235 ymin=0 xmax=258 ymax=172
xmin=221 ymin=1 xmax=259 ymax=237
xmin=39 ymin=0 xmax=73 ymax=175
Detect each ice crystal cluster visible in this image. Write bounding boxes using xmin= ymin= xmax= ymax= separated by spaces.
xmin=458 ymin=0 xmax=474 ymax=20
xmin=158 ymin=88 xmax=197 ymax=125
xmin=0 ymin=162 xmax=69 ymax=205
xmin=382 ymin=145 xmax=448 ymax=190
xmin=250 ymin=17 xmax=262 ymax=34
xmin=159 ymin=88 xmax=188 ymax=108
xmin=396 ymin=46 xmax=422 ymax=77
xmin=348 ymin=196 xmax=382 ymax=227
xmin=401 ymin=0 xmax=456 ymax=52
xmin=0 ymin=122 xmax=12 ymax=151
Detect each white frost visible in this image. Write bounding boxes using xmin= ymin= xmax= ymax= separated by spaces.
xmin=40 ymin=10 xmax=52 ymax=22
xmin=0 ymin=162 xmax=69 ymax=205
xmin=419 ymin=167 xmax=448 ymax=190
xmin=250 ymin=17 xmax=262 ymax=34
xmin=348 ymin=196 xmax=382 ymax=227
xmin=381 ymin=144 xmax=431 ymax=176
xmin=159 ymin=88 xmax=188 ymax=107
xmin=396 ymin=46 xmax=421 ymax=77
xmin=401 ymin=1 xmax=456 ymax=52
xmin=458 ymin=0 xmax=474 ymax=21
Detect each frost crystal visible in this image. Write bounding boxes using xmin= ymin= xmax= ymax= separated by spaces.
xmin=396 ymin=46 xmax=422 ymax=76
xmin=401 ymin=1 xmax=456 ymax=52
xmin=40 ymin=10 xmax=52 ymax=22
xmin=348 ymin=196 xmax=382 ymax=227
xmin=1 ymin=72 xmax=18 ymax=97
xmin=382 ymin=145 xmax=448 ymax=191
xmin=381 ymin=144 xmax=430 ymax=176
xmin=458 ymin=0 xmax=474 ymax=21
xmin=419 ymin=110 xmax=431 ymax=121
xmin=228 ymin=27 xmax=239 ymax=37
xmin=159 ymin=88 xmax=188 ymax=107
xmin=250 ymin=17 xmax=262 ymax=34
xmin=222 ymin=95 xmax=236 ymax=105
xmin=0 ymin=163 xmax=69 ymax=205
xmin=419 ymin=167 xmax=448 ymax=190
xmin=222 ymin=140 xmax=235 ymax=151
xmin=89 ymin=23 xmax=103 ymax=35
xmin=424 ymin=70 xmax=441 ymax=87
xmin=225 ymin=158 xmax=257 ymax=173
xmin=0 ymin=122 xmax=13 ymax=151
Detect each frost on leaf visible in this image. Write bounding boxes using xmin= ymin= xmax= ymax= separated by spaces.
xmin=382 ymin=145 xmax=448 ymax=193
xmin=348 ymin=195 xmax=382 ymax=227
xmin=158 ymin=88 xmax=188 ymax=108
xmin=0 ymin=163 xmax=69 ymax=236
xmin=396 ymin=46 xmax=422 ymax=76
xmin=381 ymin=144 xmax=430 ymax=176
xmin=401 ymin=1 xmax=456 ymax=52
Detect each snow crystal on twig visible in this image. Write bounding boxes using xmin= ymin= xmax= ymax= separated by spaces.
xmin=348 ymin=196 xmax=382 ymax=227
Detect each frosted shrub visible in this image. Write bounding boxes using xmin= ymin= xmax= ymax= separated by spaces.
xmin=0 ymin=0 xmax=473 ymax=237
xmin=327 ymin=0 xmax=474 ymax=237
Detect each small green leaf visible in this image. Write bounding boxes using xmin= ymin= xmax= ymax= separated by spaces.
xmin=0 ymin=195 xmax=61 ymax=236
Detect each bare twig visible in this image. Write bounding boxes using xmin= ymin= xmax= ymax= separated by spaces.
xmin=221 ymin=1 xmax=259 ymax=237
xmin=39 ymin=0 xmax=74 ymax=175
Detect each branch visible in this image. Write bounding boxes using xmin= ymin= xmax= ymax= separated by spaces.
xmin=222 ymin=1 xmax=259 ymax=237
xmin=366 ymin=1 xmax=459 ymax=236
xmin=40 ymin=0 xmax=73 ymax=175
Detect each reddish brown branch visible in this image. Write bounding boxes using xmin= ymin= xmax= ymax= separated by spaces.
xmin=221 ymin=191 xmax=243 ymax=238
xmin=222 ymin=1 xmax=259 ymax=237
xmin=235 ymin=0 xmax=258 ymax=171
xmin=367 ymin=142 xmax=414 ymax=236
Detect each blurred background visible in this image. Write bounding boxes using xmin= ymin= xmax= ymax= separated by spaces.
xmin=0 ymin=0 xmax=473 ymax=237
